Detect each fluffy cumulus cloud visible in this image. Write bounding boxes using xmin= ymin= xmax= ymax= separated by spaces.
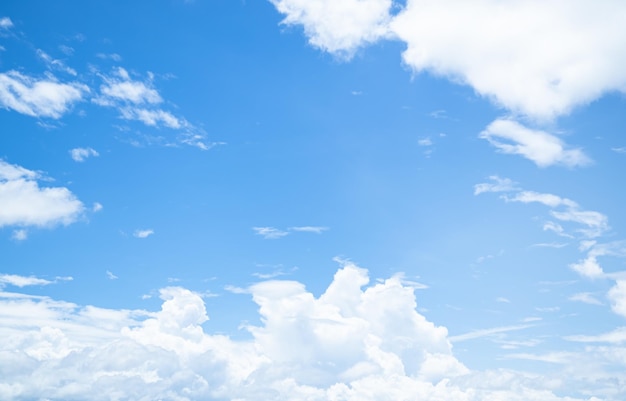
xmin=269 ymin=1 xmax=626 ymax=168
xmin=390 ymin=0 xmax=626 ymax=120
xmin=0 ymin=160 xmax=84 ymax=229
xmin=271 ymin=1 xmax=626 ymax=120
xmin=479 ymin=119 xmax=590 ymax=167
xmin=269 ymin=0 xmax=393 ymax=56
xmin=0 ymin=262 xmax=606 ymax=400
xmin=0 ymin=71 xmax=87 ymax=118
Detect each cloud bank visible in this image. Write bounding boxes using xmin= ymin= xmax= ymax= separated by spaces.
xmin=0 ymin=262 xmax=608 ymax=400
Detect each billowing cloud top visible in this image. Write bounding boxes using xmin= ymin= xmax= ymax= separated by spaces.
xmin=1 ymin=262 xmax=610 ymax=400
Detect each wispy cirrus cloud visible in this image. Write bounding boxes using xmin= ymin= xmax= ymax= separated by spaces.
xmin=253 ymin=225 xmax=329 ymax=239
xmin=475 ymin=177 xmax=609 ymax=240
xmin=93 ymin=67 xmax=213 ymax=150
xmin=36 ymin=49 xmax=77 ymax=76
xmin=568 ymin=292 xmax=602 ymax=306
xmin=288 ymin=226 xmax=328 ymax=234
xmin=0 ymin=273 xmax=72 ymax=288
xmin=252 ymin=226 xmax=289 ymax=239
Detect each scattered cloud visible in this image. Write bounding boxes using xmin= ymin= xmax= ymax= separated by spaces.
xmin=496 ymin=297 xmax=510 ymax=303
xmin=254 ymin=225 xmax=329 ymax=239
xmin=11 ymin=229 xmax=27 ymax=241
xmin=106 ymin=270 xmax=118 ymax=280
xmin=0 ymin=273 xmax=71 ymax=288
xmin=119 ymin=107 xmax=183 ymax=129
xmin=417 ymin=137 xmax=432 ymax=147
xmin=532 ymin=242 xmax=568 ymax=249
xmin=95 ymin=52 xmax=122 ymax=62
xmin=566 ymin=327 xmax=626 ymax=344
xmin=0 ymin=17 xmax=13 ymax=30
xmin=92 ymin=67 xmax=212 ymax=149
xmin=288 ymin=226 xmax=328 ymax=234
xmin=92 ymin=202 xmax=103 ymax=212
xmin=253 ymin=226 xmax=288 ymax=239
xmin=568 ymin=292 xmax=602 ymax=306
xmin=133 ymin=229 xmax=154 ymax=239
xmin=252 ymin=265 xmax=298 ymax=279
xmin=542 ymin=221 xmax=573 ymax=238
xmin=479 ymin=119 xmax=590 ymax=167
xmin=449 ymin=324 xmax=533 ymax=343
xmin=0 ymin=159 xmax=85 ymax=229
xmin=36 ymin=49 xmax=77 ymax=76
xmin=69 ymin=147 xmax=99 ymax=162
xmin=473 ymin=175 xmax=518 ymax=195
xmin=608 ymin=280 xmax=626 ymax=318
xmin=501 ymin=189 xmax=608 ymax=239
xmin=0 ymin=71 xmax=88 ymax=119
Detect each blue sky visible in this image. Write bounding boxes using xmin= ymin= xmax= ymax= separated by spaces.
xmin=1 ymin=1 xmax=626 ymax=400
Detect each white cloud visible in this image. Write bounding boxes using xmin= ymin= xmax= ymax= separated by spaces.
xmin=391 ymin=1 xmax=626 ymax=120
xmin=417 ymin=137 xmax=432 ymax=146
xmin=106 ymin=270 xmax=118 ymax=280
xmin=473 ymin=175 xmax=518 ymax=195
xmin=289 ymin=226 xmax=328 ymax=234
xmin=608 ymin=280 xmax=626 ymax=318
xmin=11 ymin=229 xmax=27 ymax=241
xmin=542 ymin=221 xmax=573 ymax=238
xmin=133 ymin=229 xmax=154 ymax=238
xmin=272 ymin=1 xmax=626 ymax=120
xmin=449 ymin=324 xmax=533 ymax=343
xmin=253 ymin=226 xmax=289 ymax=239
xmin=98 ymin=68 xmax=162 ymax=105
xmin=69 ymin=147 xmax=99 ymax=162
xmin=92 ymin=202 xmax=103 ymax=212
xmin=36 ymin=49 xmax=77 ymax=76
xmin=96 ymin=53 xmax=122 ymax=62
xmin=119 ymin=107 xmax=183 ymax=129
xmin=504 ymin=191 xmax=577 ymax=208
xmin=269 ymin=0 xmax=393 ymax=57
xmin=0 ymin=159 xmax=85 ymax=228
xmin=566 ymin=327 xmax=626 ymax=343
xmin=0 ymin=274 xmax=53 ymax=288
xmin=0 ymin=71 xmax=87 ymax=119
xmin=568 ymin=292 xmax=603 ymax=306
xmin=0 ymin=17 xmax=13 ymax=30
xmin=500 ymin=187 xmax=608 ymax=239
xmin=479 ymin=119 xmax=590 ymax=167
xmin=0 ymin=262 xmax=608 ymax=400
